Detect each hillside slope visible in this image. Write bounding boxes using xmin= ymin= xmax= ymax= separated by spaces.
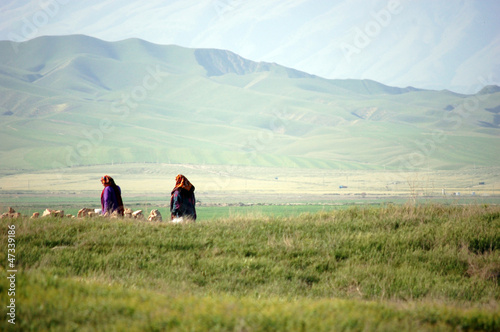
xmin=0 ymin=35 xmax=499 ymax=171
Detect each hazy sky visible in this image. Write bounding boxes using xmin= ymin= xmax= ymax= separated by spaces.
xmin=1 ymin=0 xmax=499 ymax=93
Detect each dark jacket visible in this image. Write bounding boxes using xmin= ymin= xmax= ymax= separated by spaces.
xmin=170 ymin=187 xmax=196 ymax=220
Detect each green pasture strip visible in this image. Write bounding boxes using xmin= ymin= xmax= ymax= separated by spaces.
xmin=1 ymin=201 xmax=339 ymax=219
xmin=0 ymin=201 xmax=344 ymax=219
xmin=0 ymin=271 xmax=498 ymax=332
xmin=196 ymin=204 xmax=344 ymax=221
xmin=2 ymin=190 xmax=499 ymax=219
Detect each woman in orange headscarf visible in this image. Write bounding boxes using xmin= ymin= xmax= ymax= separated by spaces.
xmin=170 ymin=174 xmax=196 ymax=221
xmin=100 ymin=175 xmax=124 ymax=216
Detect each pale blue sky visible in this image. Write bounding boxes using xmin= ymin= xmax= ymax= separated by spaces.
xmin=1 ymin=0 xmax=499 ymax=93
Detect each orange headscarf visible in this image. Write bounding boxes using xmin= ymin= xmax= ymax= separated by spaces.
xmin=172 ymin=174 xmax=194 ymax=193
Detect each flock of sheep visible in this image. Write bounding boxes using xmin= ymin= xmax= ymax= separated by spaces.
xmin=1 ymin=207 xmax=163 ymax=222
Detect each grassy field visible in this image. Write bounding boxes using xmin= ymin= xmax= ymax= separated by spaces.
xmin=0 ymin=204 xmax=499 ymax=331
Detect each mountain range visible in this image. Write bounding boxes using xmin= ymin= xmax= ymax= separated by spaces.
xmin=1 ymin=0 xmax=499 ymax=93
xmin=0 ymin=35 xmax=499 ymax=172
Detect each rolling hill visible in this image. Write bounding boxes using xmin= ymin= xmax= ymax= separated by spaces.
xmin=1 ymin=1 xmax=499 ymax=93
xmin=0 ymin=35 xmax=499 ymax=172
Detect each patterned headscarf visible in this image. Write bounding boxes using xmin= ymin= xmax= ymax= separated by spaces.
xmin=101 ymin=175 xmax=115 ymax=186
xmin=172 ymin=174 xmax=194 ymax=193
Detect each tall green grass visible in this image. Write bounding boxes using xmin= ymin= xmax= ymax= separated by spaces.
xmin=0 ymin=204 xmax=499 ymax=331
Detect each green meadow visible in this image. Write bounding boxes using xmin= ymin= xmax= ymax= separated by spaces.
xmin=0 ymin=204 xmax=499 ymax=331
